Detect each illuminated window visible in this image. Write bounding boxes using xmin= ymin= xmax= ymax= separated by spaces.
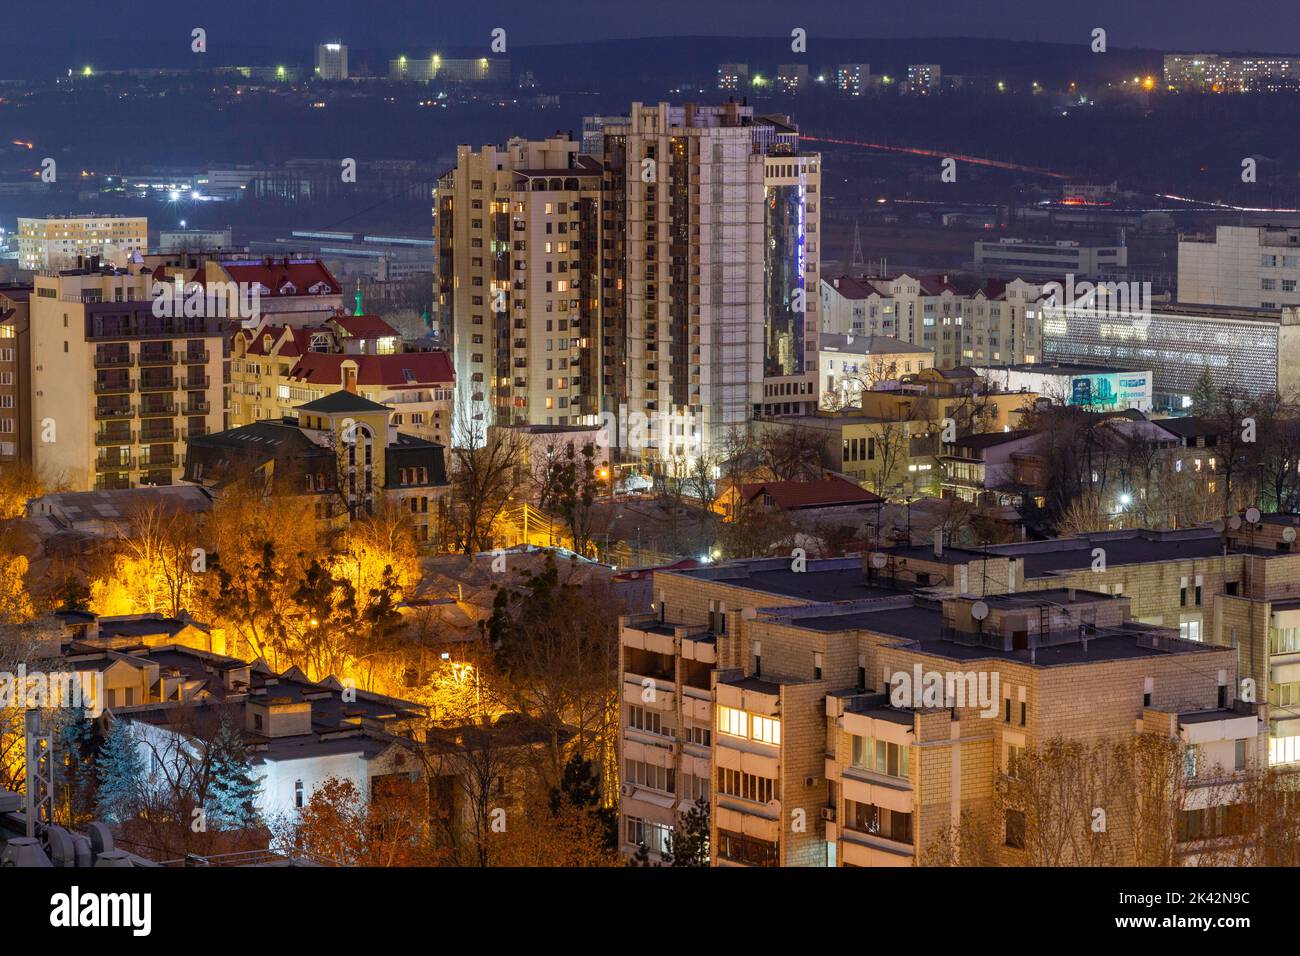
xmin=751 ymin=714 xmax=781 ymax=745
xmin=717 ymin=704 xmax=747 ymax=739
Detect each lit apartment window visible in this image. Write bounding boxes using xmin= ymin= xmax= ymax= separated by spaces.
xmin=717 ymin=704 xmax=747 ymax=739
xmin=751 ymin=715 xmax=781 ymax=746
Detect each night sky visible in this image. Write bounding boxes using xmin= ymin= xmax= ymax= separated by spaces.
xmin=10 ymin=0 xmax=1300 ymax=53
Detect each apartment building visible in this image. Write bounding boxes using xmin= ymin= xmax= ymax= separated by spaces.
xmin=775 ymin=64 xmax=809 ymax=95
xmin=185 ymin=391 xmax=449 ymax=541
xmin=436 ymin=102 xmax=821 ymax=466
xmin=314 ymin=42 xmax=348 ymax=80
xmin=619 ymin=534 xmax=1268 ymax=866
xmin=17 ymin=215 xmax=148 ymax=271
xmin=0 ymin=286 xmax=32 ymax=464
xmin=905 ymin=64 xmax=942 ymax=94
xmin=1164 ymin=53 xmax=1300 ymax=92
xmin=1178 ymin=224 xmax=1300 ymax=309
xmin=822 ymin=274 xmax=1024 ymax=369
xmin=836 ymin=64 xmax=870 ymax=96
xmin=717 ymin=63 xmax=748 ymax=91
xmin=435 ymin=134 xmax=605 ymax=436
xmin=230 ymin=314 xmax=454 ymax=447
xmin=28 ymin=263 xmax=225 ymax=491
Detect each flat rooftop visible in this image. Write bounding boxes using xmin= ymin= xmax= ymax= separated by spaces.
xmin=670 ymin=558 xmax=908 ymax=605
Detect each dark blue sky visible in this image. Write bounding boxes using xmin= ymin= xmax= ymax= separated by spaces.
xmin=14 ymin=0 xmax=1300 ymax=53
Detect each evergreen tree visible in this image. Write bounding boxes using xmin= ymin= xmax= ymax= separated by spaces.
xmin=206 ymin=712 xmax=264 ymax=830
xmin=95 ymin=718 xmax=143 ymax=824
xmin=627 ymin=841 xmax=653 ymax=867
xmin=53 ymin=712 xmax=97 ymax=826
xmin=663 ymin=799 xmax=710 ymax=867
xmin=1191 ymin=367 xmax=1218 ymax=417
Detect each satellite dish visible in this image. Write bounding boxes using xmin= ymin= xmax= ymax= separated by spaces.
xmin=1246 ymin=507 xmax=1262 ymax=524
xmin=971 ymin=600 xmax=990 ymax=621
xmin=870 ymin=553 xmax=887 ymax=569
xmin=1212 ymin=519 xmax=1225 ymax=533
xmin=1284 ymin=527 xmax=1296 ymax=544
xmin=1229 ymin=516 xmax=1242 ymax=530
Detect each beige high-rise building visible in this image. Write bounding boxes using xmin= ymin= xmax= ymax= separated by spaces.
xmin=435 ymin=102 xmax=822 ymax=467
xmin=17 ymin=215 xmax=148 ymax=271
xmin=435 ymin=135 xmax=605 ymax=439
xmin=28 ymin=263 xmax=225 ymax=491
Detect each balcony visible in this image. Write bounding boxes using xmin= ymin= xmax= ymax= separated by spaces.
xmin=94 ymin=429 xmax=133 ymax=446
xmin=94 ymin=475 xmax=131 ymax=491
xmin=94 ymin=352 xmax=133 ymax=369
xmin=94 ymin=405 xmax=134 ymax=420
xmin=139 ymin=424 xmax=177 ymax=443
xmin=138 ymin=376 xmax=177 ymax=393
xmin=93 ymin=378 xmax=134 ymax=394
xmin=138 ymin=402 xmax=176 ymax=418
xmin=184 ymin=425 xmax=207 ymax=439
xmin=181 ymin=375 xmax=210 ymax=390
xmin=96 ymin=454 xmax=132 ymax=471
xmin=183 ymin=401 xmax=211 ymax=416
xmin=137 ymin=351 xmax=177 ymax=367
xmin=180 ymin=350 xmax=209 ymax=365
xmin=138 ymin=454 xmax=178 ymax=470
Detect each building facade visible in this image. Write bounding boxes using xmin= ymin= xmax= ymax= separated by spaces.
xmin=17 ymin=216 xmax=148 ymax=271
xmin=1179 ymin=225 xmax=1300 ymax=309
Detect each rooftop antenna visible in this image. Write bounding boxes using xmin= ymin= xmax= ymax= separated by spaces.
xmin=851 ymin=218 xmax=866 ymax=273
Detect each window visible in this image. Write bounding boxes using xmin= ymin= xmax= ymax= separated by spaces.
xmin=1184 ymin=745 xmax=1199 ymax=779
xmin=716 ymin=767 xmax=776 ymax=803
xmin=1007 ymin=743 xmax=1024 ymax=778
xmin=685 ymin=725 xmax=711 ymax=747
xmin=751 ymin=714 xmax=781 ymax=745
xmin=625 ymin=816 xmax=673 ymax=856
xmin=1004 ymin=809 xmax=1026 ymax=848
xmin=717 ymin=704 xmax=747 ymax=739
xmin=628 ymin=705 xmax=665 ymax=735
xmin=1235 ymin=738 xmax=1248 ymax=771
xmin=716 ymin=829 xmax=777 ymax=866
xmin=845 ymin=800 xmax=913 ymax=844
xmin=850 ymin=736 xmax=910 ymax=780
xmin=295 ymin=779 xmax=304 ymax=809
xmin=624 ymin=759 xmax=674 ymax=794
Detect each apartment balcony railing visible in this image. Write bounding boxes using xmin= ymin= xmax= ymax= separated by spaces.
xmin=138 ymin=377 xmax=177 ymax=392
xmin=94 ymin=405 xmax=134 ymax=420
xmin=137 ymin=454 xmax=178 ymax=469
xmin=96 ymin=454 xmax=132 ymax=471
xmin=137 ymin=351 xmax=177 ymax=367
xmin=138 ymin=402 xmax=176 ymax=418
xmin=94 ymin=475 xmax=131 ymax=491
xmin=184 ymin=401 xmax=211 ymax=416
xmin=181 ymin=375 xmax=210 ymax=390
xmin=139 ymin=425 xmax=177 ymax=443
xmin=184 ymin=425 xmax=207 ymax=439
xmin=93 ymin=379 xmax=135 ymax=394
xmin=94 ymin=429 xmax=134 ymax=446
xmin=93 ymin=353 xmax=133 ymax=369
xmin=180 ymin=350 xmax=209 ymax=365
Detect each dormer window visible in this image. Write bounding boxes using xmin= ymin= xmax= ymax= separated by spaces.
xmin=279 ymin=281 xmax=297 ymax=295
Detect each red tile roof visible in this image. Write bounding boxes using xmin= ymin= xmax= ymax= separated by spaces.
xmin=287 ymin=350 xmax=455 ymax=388
xmin=741 ymin=475 xmax=884 ymax=511
xmin=239 ymin=324 xmax=316 ymax=357
xmin=332 ymin=314 xmax=399 ymax=338
xmin=220 ymin=259 xmax=342 ymax=298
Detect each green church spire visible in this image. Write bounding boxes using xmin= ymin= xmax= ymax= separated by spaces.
xmin=354 ymin=282 xmax=363 ymax=316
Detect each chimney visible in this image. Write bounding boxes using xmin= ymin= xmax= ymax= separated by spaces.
xmin=933 ymin=528 xmax=944 ymax=559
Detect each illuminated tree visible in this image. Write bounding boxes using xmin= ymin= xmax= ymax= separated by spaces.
xmin=95 ymin=718 xmax=143 ymax=824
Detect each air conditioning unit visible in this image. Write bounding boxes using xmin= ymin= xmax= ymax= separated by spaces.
xmin=804 ymin=775 xmax=816 ymax=788
xmin=619 ymin=783 xmax=633 ymax=797
xmin=821 ymin=807 xmax=836 ymax=823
